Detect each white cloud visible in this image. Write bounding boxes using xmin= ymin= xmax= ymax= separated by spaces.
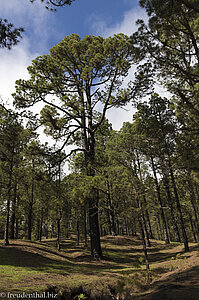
xmin=92 ymin=7 xmax=147 ymax=38
xmin=0 ymin=39 xmax=33 ymax=104
xmin=0 ymin=0 xmax=55 ymax=106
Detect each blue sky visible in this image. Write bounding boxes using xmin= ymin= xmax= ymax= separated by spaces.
xmin=0 ymin=0 xmax=147 ymax=130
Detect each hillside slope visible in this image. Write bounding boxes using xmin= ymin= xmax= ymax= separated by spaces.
xmin=0 ymin=236 xmax=199 ymax=299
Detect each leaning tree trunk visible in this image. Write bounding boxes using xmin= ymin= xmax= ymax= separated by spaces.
xmin=138 ymin=218 xmax=151 ymax=281
xmin=143 ymin=195 xmax=154 ymax=239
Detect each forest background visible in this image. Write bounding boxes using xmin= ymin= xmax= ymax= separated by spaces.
xmin=0 ymin=1 xmax=199 ymax=296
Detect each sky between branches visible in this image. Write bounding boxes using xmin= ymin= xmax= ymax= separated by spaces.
xmin=0 ymin=0 xmax=147 ymax=130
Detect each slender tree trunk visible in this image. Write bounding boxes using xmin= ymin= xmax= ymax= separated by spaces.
xmin=88 ymin=188 xmax=102 ymax=259
xmin=84 ymin=205 xmax=87 ymax=247
xmin=151 ymin=157 xmax=170 ymax=244
xmin=4 ymin=197 xmax=11 ymax=246
xmin=156 ymin=213 xmax=163 ymax=240
xmin=169 ymin=162 xmax=189 ymax=251
xmin=27 ymin=203 xmax=33 ymax=240
xmin=15 ymin=195 xmax=20 ymax=239
xmin=142 ymin=214 xmax=151 ymax=247
xmin=187 ymin=175 xmax=199 ymax=241
xmin=4 ymin=163 xmax=14 ymax=246
xmin=15 ymin=219 xmax=19 ymax=239
xmin=189 ymin=213 xmax=197 ymax=243
xmin=39 ymin=217 xmax=43 ymax=242
xmin=76 ymin=218 xmax=80 ymax=246
xmin=51 ymin=224 xmax=54 ymax=238
xmin=143 ymin=195 xmax=154 ymax=239
xmin=106 ymin=179 xmax=116 ymax=236
xmin=155 ymin=216 xmax=161 ymax=240
xmin=163 ymin=174 xmax=181 ymax=242
xmin=57 ymin=218 xmax=61 ymax=251
xmin=10 ymin=183 xmax=17 ymax=239
xmin=27 ymin=170 xmax=34 ymax=241
xmin=138 ymin=219 xmax=151 ymax=281
xmin=116 ymin=217 xmax=120 ymax=236
xmin=136 ymin=197 xmax=151 ymax=247
xmin=37 ymin=219 xmax=40 ymax=240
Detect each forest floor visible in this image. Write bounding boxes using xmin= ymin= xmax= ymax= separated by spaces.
xmin=0 ymin=235 xmax=199 ymax=299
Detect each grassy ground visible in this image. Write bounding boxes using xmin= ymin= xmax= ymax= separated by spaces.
xmin=0 ymin=236 xmax=199 ymax=299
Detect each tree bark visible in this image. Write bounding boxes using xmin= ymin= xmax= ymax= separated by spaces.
xmin=83 ymin=126 xmax=102 ymax=259
xmin=4 ymin=163 xmax=14 ymax=246
xmin=57 ymin=218 xmax=61 ymax=251
xmin=76 ymin=218 xmax=80 ymax=246
xmin=88 ymin=188 xmax=102 ymax=259
xmin=187 ymin=174 xmax=199 ymax=241
xmin=106 ymin=179 xmax=116 ymax=236
xmin=151 ymin=157 xmax=170 ymax=244
xmin=163 ymin=174 xmax=181 ymax=242
xmin=84 ymin=205 xmax=87 ymax=247
xmin=169 ymin=162 xmax=189 ymax=251
xmin=10 ymin=183 xmax=17 ymax=239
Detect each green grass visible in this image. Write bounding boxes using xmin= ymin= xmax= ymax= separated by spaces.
xmin=0 ymin=236 xmax=199 ymax=299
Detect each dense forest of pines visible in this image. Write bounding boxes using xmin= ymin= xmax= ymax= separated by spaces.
xmin=0 ymin=0 xmax=199 ymax=291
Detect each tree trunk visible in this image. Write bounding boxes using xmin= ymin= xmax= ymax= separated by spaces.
xmin=84 ymin=131 xmax=102 ymax=259
xmin=27 ymin=203 xmax=33 ymax=240
xmin=57 ymin=218 xmax=61 ymax=251
xmin=88 ymin=188 xmax=102 ymax=259
xmin=4 ymin=197 xmax=11 ymax=246
xmin=106 ymin=179 xmax=116 ymax=236
xmin=15 ymin=195 xmax=20 ymax=240
xmin=143 ymin=195 xmax=154 ymax=239
xmin=189 ymin=213 xmax=197 ymax=243
xmin=151 ymin=157 xmax=170 ymax=244
xmin=163 ymin=174 xmax=181 ymax=242
xmin=138 ymin=219 xmax=151 ymax=281
xmin=4 ymin=163 xmax=13 ymax=246
xmin=84 ymin=205 xmax=87 ymax=247
xmin=77 ymin=218 xmax=80 ymax=246
xmin=142 ymin=214 xmax=151 ymax=247
xmin=156 ymin=213 xmax=163 ymax=240
xmin=169 ymin=163 xmax=189 ymax=251
xmin=136 ymin=197 xmax=151 ymax=247
xmin=40 ymin=218 xmax=43 ymax=242
xmin=187 ymin=175 xmax=199 ymax=241
xmin=10 ymin=184 xmax=17 ymax=239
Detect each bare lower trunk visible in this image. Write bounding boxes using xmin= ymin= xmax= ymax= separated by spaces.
xmin=4 ymin=198 xmax=10 ymax=246
xmin=151 ymin=157 xmax=170 ymax=244
xmin=163 ymin=175 xmax=181 ymax=242
xmin=84 ymin=205 xmax=87 ymax=247
xmin=57 ymin=218 xmax=61 ymax=251
xmin=138 ymin=219 xmax=151 ymax=281
xmin=89 ymin=188 xmax=102 ymax=259
xmin=169 ymin=164 xmax=189 ymax=251
xmin=77 ymin=218 xmax=80 ymax=246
